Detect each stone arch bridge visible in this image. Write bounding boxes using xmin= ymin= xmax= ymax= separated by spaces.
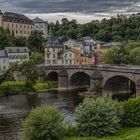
xmin=38 ymin=65 xmax=140 ymax=96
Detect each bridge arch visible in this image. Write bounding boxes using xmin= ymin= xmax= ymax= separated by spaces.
xmin=46 ymin=71 xmax=58 ymax=82
xmin=104 ymin=75 xmax=136 ymax=100
xmin=69 ymin=72 xmax=90 ymax=89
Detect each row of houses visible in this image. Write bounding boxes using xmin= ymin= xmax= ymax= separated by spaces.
xmin=0 ymin=10 xmax=48 ymax=37
xmin=0 ymin=47 xmax=29 ymax=73
xmin=44 ymin=30 xmax=123 ymax=66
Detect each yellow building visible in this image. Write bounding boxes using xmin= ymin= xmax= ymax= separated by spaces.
xmin=72 ymin=48 xmax=93 ymax=65
xmin=0 ymin=10 xmax=35 ymax=37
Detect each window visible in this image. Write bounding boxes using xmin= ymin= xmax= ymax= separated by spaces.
xmin=16 ymin=24 xmax=18 ymax=28
xmin=53 ymin=54 xmax=55 ymax=58
xmin=65 ymin=54 xmax=67 ymax=58
xmin=53 ymin=48 xmax=55 ymax=52
xmin=7 ymin=23 xmax=9 ymax=28
xmin=41 ymin=25 xmax=43 ymax=28
xmin=47 ymin=55 xmax=50 ymax=58
xmin=36 ymin=25 xmax=38 ymax=28
xmin=20 ymin=25 xmax=22 ymax=28
xmin=69 ymin=53 xmax=72 ymax=58
xmin=70 ymin=60 xmax=72 ymax=65
xmin=16 ymin=30 xmax=18 ymax=34
xmin=24 ymin=25 xmax=26 ymax=29
xmin=20 ymin=31 xmax=22 ymax=34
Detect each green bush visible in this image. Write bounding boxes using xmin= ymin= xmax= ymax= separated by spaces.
xmin=75 ymin=97 xmax=123 ymax=137
xmin=64 ymin=123 xmax=78 ymax=137
xmin=122 ymin=97 xmax=140 ymax=127
xmin=22 ymin=106 xmax=64 ymax=140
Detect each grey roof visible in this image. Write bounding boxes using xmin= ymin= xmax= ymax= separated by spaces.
xmin=33 ymin=17 xmax=46 ymax=23
xmin=45 ymin=41 xmax=63 ymax=48
xmin=5 ymin=47 xmax=29 ymax=53
xmin=3 ymin=12 xmax=34 ymax=25
xmin=0 ymin=50 xmax=8 ymax=58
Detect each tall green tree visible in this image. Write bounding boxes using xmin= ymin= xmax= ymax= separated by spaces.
xmin=28 ymin=31 xmax=46 ymax=53
xmin=0 ymin=27 xmax=15 ymax=49
xmin=20 ymin=60 xmax=38 ymax=89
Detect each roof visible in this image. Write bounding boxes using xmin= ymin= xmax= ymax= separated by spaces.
xmin=45 ymin=39 xmax=63 ymax=48
xmin=102 ymin=42 xmax=123 ymax=48
xmin=0 ymin=50 xmax=8 ymax=58
xmin=5 ymin=47 xmax=29 ymax=53
xmin=64 ymin=39 xmax=82 ymax=48
xmin=33 ymin=17 xmax=46 ymax=23
xmin=3 ymin=12 xmax=34 ymax=25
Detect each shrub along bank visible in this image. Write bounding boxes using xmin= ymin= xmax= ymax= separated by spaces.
xmin=0 ymin=81 xmax=57 ymax=95
xmin=22 ymin=96 xmax=140 ymax=140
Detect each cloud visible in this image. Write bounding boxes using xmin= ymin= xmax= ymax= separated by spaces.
xmin=0 ymin=0 xmax=140 ymax=23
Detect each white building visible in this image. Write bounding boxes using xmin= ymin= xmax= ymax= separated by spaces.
xmin=61 ymin=50 xmax=75 ymax=65
xmin=5 ymin=47 xmax=29 ymax=65
xmin=33 ymin=17 xmax=48 ymax=37
xmin=0 ymin=50 xmax=9 ymax=73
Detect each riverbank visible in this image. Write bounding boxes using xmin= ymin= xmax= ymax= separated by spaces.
xmin=0 ymin=81 xmax=57 ymax=96
xmin=64 ymin=127 xmax=140 ymax=140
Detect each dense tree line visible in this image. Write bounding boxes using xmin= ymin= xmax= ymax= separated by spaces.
xmin=49 ymin=14 xmax=140 ymax=42
xmin=0 ymin=28 xmax=46 ymax=53
xmin=101 ymin=41 xmax=140 ymax=65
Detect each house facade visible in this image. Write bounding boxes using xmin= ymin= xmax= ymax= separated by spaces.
xmin=0 ymin=10 xmax=35 ymax=37
xmin=33 ymin=17 xmax=48 ymax=37
xmin=5 ymin=47 xmax=29 ymax=65
xmin=0 ymin=50 xmax=9 ymax=73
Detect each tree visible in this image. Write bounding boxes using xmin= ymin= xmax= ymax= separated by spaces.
xmin=23 ymin=106 xmax=64 ymax=140
xmin=15 ymin=36 xmax=28 ymax=47
xmin=28 ymin=31 xmax=46 ymax=53
xmin=101 ymin=46 xmax=129 ymax=64
xmin=129 ymin=47 xmax=140 ymax=65
xmin=30 ymin=52 xmax=44 ymax=64
xmin=20 ymin=60 xmax=38 ymax=89
xmin=75 ymin=97 xmax=123 ymax=137
xmin=0 ymin=27 xmax=15 ymax=49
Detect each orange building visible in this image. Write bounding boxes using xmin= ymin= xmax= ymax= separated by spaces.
xmin=72 ymin=48 xmax=93 ymax=65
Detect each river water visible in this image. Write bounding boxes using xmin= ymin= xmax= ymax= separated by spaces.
xmin=0 ymin=90 xmax=82 ymax=140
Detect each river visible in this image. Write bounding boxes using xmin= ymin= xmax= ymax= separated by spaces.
xmin=0 ymin=90 xmax=82 ymax=140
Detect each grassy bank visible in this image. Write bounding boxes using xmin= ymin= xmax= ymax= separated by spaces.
xmin=0 ymin=81 xmax=57 ymax=95
xmin=64 ymin=127 xmax=140 ymax=140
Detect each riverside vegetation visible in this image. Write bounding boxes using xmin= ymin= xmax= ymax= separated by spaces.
xmin=22 ymin=95 xmax=140 ymax=140
xmin=0 ymin=81 xmax=57 ymax=95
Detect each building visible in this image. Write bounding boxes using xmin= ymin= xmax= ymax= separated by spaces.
xmin=45 ymin=29 xmax=64 ymax=66
xmin=33 ymin=17 xmax=48 ymax=37
xmin=0 ymin=50 xmax=9 ymax=73
xmin=80 ymin=36 xmax=96 ymax=55
xmin=63 ymin=39 xmax=83 ymax=53
xmin=5 ymin=47 xmax=29 ymax=65
xmin=72 ymin=48 xmax=93 ymax=65
xmin=0 ymin=10 xmax=35 ymax=37
xmin=61 ymin=50 xmax=75 ymax=65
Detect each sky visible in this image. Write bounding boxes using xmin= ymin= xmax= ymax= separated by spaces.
xmin=0 ymin=0 xmax=140 ymax=23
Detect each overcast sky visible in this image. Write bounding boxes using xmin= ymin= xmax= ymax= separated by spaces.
xmin=0 ymin=0 xmax=140 ymax=23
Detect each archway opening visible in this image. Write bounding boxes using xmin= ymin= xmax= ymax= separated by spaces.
xmin=104 ymin=76 xmax=136 ymax=101
xmin=69 ymin=72 xmax=90 ymax=89
xmin=47 ymin=72 xmax=58 ymax=81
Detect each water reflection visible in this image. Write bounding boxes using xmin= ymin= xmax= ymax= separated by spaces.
xmin=0 ymin=90 xmax=82 ymax=140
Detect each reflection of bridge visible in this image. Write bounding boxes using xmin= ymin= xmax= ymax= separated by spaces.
xmin=38 ymin=65 xmax=140 ymax=96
